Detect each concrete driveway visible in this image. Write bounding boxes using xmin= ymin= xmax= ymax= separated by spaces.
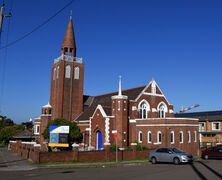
xmin=0 ymin=147 xmax=37 ymax=171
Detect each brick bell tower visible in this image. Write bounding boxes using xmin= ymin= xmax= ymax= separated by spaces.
xmin=111 ymin=76 xmax=128 ymax=148
xmin=50 ymin=16 xmax=84 ymax=121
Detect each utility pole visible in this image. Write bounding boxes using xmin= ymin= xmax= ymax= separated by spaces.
xmin=0 ymin=1 xmax=11 ymax=115
xmin=0 ymin=2 xmax=12 ymax=38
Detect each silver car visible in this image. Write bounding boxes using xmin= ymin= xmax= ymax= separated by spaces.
xmin=149 ymin=148 xmax=193 ymax=165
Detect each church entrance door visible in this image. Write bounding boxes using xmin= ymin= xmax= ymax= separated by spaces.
xmin=96 ymin=130 xmax=102 ymax=150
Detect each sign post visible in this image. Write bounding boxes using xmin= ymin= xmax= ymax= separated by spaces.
xmin=114 ymin=133 xmax=118 ymax=163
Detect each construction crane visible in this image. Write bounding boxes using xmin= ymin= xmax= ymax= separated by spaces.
xmin=179 ymin=104 xmax=200 ymax=113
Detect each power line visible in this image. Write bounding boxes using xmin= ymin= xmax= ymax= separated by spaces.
xmin=0 ymin=0 xmax=75 ymax=50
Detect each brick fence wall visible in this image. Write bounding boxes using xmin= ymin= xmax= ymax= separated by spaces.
xmin=9 ymin=141 xmax=151 ymax=163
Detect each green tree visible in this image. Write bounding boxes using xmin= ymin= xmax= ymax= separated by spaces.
xmin=43 ymin=118 xmax=83 ymax=145
xmin=0 ymin=125 xmax=24 ymax=144
xmin=0 ymin=115 xmax=14 ymax=129
xmin=21 ymin=121 xmax=33 ymax=130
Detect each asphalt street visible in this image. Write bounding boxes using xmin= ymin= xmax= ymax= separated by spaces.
xmin=0 ymin=148 xmax=222 ymax=180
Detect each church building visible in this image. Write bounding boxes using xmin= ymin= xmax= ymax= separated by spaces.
xmin=34 ymin=17 xmax=199 ymax=155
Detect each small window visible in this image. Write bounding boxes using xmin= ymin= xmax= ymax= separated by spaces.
xmin=194 ymin=131 xmax=197 ymax=142
xmin=212 ymin=122 xmax=220 ymax=131
xmin=138 ymin=131 xmax=142 ymax=143
xmin=157 ymin=131 xmax=162 ymax=143
xmin=179 ymin=131 xmax=183 ymax=143
xmin=147 ymin=131 xmax=152 ymax=143
xmin=53 ymin=68 xmax=56 ymax=80
xmin=34 ymin=125 xmax=40 ymax=135
xmin=170 ymin=131 xmax=174 ymax=144
xmin=65 ymin=65 xmax=71 ymax=78
xmin=159 ymin=105 xmax=165 ymax=118
xmin=199 ymin=123 xmax=205 ymax=132
xmin=74 ymin=67 xmax=79 ymax=79
xmin=188 ymin=131 xmax=191 ymax=143
xmin=57 ymin=66 xmax=59 ymax=79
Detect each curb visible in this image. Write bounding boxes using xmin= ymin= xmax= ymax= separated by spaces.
xmin=37 ymin=160 xmax=149 ymax=169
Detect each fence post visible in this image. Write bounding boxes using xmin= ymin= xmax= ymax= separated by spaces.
xmin=131 ymin=144 xmax=137 ymax=159
xmin=34 ymin=144 xmax=41 ymax=163
xmin=105 ymin=145 xmax=110 ymax=161
xmin=73 ymin=148 xmax=79 ymax=161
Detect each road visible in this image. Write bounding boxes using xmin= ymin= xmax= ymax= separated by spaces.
xmin=0 ymin=148 xmax=222 ymax=180
xmin=0 ymin=160 xmax=222 ymax=180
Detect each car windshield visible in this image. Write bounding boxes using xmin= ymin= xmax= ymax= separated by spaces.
xmin=171 ymin=148 xmax=184 ymax=153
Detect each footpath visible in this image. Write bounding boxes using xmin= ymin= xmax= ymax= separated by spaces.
xmin=0 ymin=147 xmax=37 ymax=171
xmin=0 ymin=147 xmax=148 ymax=171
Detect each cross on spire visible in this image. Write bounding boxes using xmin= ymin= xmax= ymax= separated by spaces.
xmin=70 ymin=10 xmax=72 ymax=20
xmin=118 ymin=75 xmax=122 ymax=96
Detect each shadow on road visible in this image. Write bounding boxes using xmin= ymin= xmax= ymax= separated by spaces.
xmin=189 ymin=163 xmax=207 ymax=180
xmin=0 ymin=159 xmax=28 ymax=165
xmin=198 ymin=161 xmax=222 ymax=179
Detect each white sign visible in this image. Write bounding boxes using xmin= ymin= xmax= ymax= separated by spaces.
xmin=112 ymin=130 xmax=117 ymax=134
xmin=50 ymin=126 xmax=70 ymax=134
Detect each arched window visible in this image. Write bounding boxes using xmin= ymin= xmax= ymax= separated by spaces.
xmin=147 ymin=131 xmax=152 ymax=143
xmin=65 ymin=65 xmax=71 ymax=78
xmin=157 ymin=131 xmax=162 ymax=143
xmin=157 ymin=102 xmax=167 ymax=118
xmin=53 ymin=68 xmax=56 ymax=80
xmin=138 ymin=131 xmax=142 ymax=143
xmin=170 ymin=131 xmax=174 ymax=144
xmin=194 ymin=131 xmax=197 ymax=143
xmin=179 ymin=131 xmax=183 ymax=143
xmin=74 ymin=67 xmax=79 ymax=79
xmin=188 ymin=131 xmax=191 ymax=143
xmin=138 ymin=100 xmax=150 ymax=119
xmin=57 ymin=66 xmax=59 ymax=79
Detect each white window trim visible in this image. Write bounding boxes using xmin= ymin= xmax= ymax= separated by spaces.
xmin=212 ymin=122 xmax=220 ymax=131
xmin=34 ymin=125 xmax=40 ymax=135
xmin=157 ymin=131 xmax=162 ymax=144
xmin=57 ymin=66 xmax=59 ymax=79
xmin=65 ymin=65 xmax=71 ymax=78
xmin=157 ymin=102 xmax=168 ymax=118
xmin=147 ymin=131 xmax=152 ymax=144
xmin=188 ymin=131 xmax=191 ymax=143
xmin=179 ymin=131 xmax=183 ymax=144
xmin=138 ymin=100 xmax=150 ymax=119
xmin=74 ymin=67 xmax=80 ymax=79
xmin=199 ymin=122 xmax=206 ymax=132
xmin=53 ymin=68 xmax=56 ymax=80
xmin=138 ymin=131 xmax=142 ymax=143
xmin=194 ymin=131 xmax=197 ymax=143
xmin=170 ymin=131 xmax=175 ymax=144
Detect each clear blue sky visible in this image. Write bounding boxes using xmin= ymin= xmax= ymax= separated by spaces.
xmin=0 ymin=0 xmax=222 ymax=123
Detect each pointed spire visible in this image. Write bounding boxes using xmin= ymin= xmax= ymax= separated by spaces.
xmin=118 ymin=75 xmax=122 ymax=96
xmin=61 ymin=16 xmax=76 ymax=57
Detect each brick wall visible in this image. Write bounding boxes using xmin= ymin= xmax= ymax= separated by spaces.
xmin=9 ymin=141 xmax=40 ymax=163
xmin=9 ymin=141 xmax=151 ymax=163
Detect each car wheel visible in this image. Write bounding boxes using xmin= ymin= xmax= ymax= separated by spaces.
xmin=173 ymin=157 xmax=180 ymax=165
xmin=151 ymin=157 xmax=157 ymax=164
xmin=204 ymin=155 xmax=208 ymax=160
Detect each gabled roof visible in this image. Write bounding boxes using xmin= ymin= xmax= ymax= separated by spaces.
xmin=134 ymin=80 xmax=172 ymax=105
xmin=76 ymin=85 xmax=145 ymax=121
